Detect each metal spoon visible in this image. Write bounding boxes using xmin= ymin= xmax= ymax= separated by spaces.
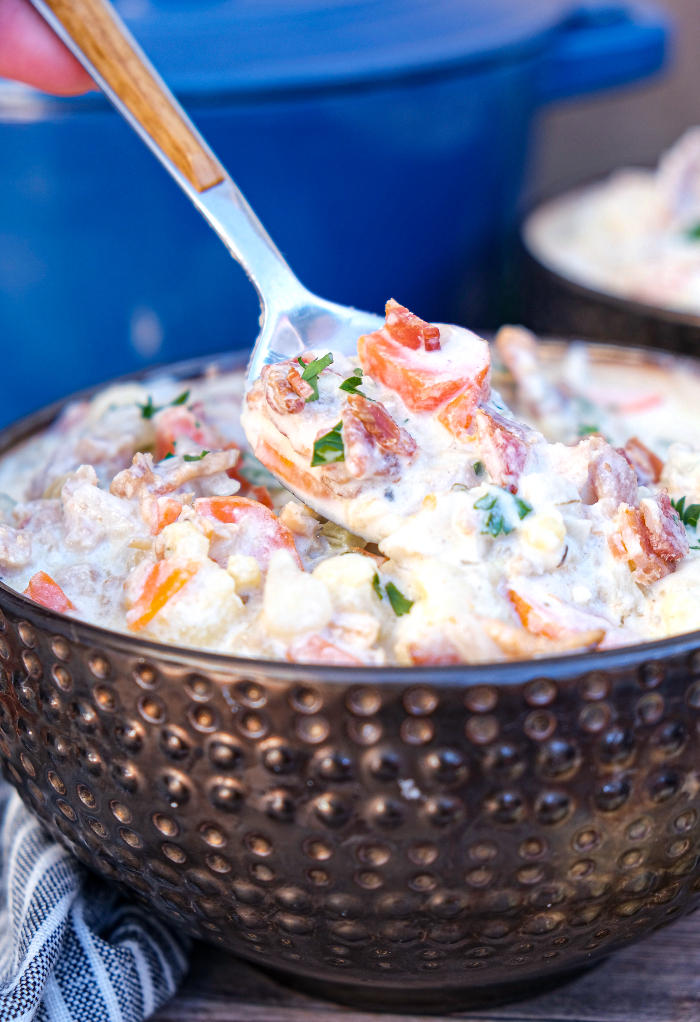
xmin=29 ymin=0 xmax=384 ymax=395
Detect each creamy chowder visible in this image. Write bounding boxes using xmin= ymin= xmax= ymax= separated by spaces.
xmin=2 ymin=304 xmax=700 ymax=667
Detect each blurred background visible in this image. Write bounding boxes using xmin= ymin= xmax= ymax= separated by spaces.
xmin=0 ymin=0 xmax=697 ymax=425
xmin=532 ymin=0 xmax=699 ymax=201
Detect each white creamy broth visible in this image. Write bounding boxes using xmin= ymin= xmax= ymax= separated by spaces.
xmin=2 ymin=307 xmax=700 ymax=667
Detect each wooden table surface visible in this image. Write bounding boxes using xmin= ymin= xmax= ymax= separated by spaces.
xmin=154 ymin=909 xmax=700 ymax=1022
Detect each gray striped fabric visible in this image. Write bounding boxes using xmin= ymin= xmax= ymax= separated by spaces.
xmin=0 ymin=780 xmax=190 ymax=1021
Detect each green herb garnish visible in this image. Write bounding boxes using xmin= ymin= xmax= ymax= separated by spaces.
xmin=578 ymin=424 xmax=599 ymax=436
xmin=138 ymin=389 xmax=190 ymax=420
xmin=139 ymin=396 xmax=158 ymax=420
xmin=163 ymin=452 xmax=175 ymax=460
xmin=474 ymin=488 xmax=532 ymax=537
xmin=372 ymin=573 xmax=383 ymax=600
xmin=672 ymin=496 xmax=700 ymax=528
xmin=473 ymin=460 xmax=485 ymax=477
xmin=311 ymin=422 xmax=345 ymax=467
xmin=339 ymin=368 xmax=367 ymax=398
xmin=514 ymin=496 xmax=533 ymax=520
xmin=386 ymin=582 xmax=413 ymax=617
xmin=183 ymin=450 xmax=210 ymax=462
xmin=298 ymin=353 xmax=333 ymax=402
xmin=686 ymin=223 xmax=700 ymax=240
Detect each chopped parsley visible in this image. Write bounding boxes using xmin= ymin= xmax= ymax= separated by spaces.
xmin=474 ymin=488 xmax=532 ymax=537
xmin=138 ymin=389 xmax=190 ymax=420
xmin=578 ymin=424 xmax=599 ymax=436
xmin=672 ymin=496 xmax=700 ymax=528
xmin=163 ymin=452 xmax=175 ymax=460
xmin=339 ymin=368 xmax=369 ymax=398
xmin=686 ymin=223 xmax=700 ymax=241
xmin=386 ymin=582 xmax=413 ymax=617
xmin=473 ymin=461 xmax=485 ymax=477
xmin=298 ymin=353 xmax=333 ymax=402
xmin=183 ymin=450 xmax=210 ymax=462
xmin=514 ymin=496 xmax=533 ymax=520
xmin=372 ymin=573 xmax=383 ymax=600
xmin=311 ymin=422 xmax=345 ymax=467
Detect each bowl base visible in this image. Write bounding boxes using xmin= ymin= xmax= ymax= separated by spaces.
xmin=261 ymin=961 xmax=601 ymax=1014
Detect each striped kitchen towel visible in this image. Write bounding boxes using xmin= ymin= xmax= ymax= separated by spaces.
xmin=0 ymin=779 xmax=190 ymax=1021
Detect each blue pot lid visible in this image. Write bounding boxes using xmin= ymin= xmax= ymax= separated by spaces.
xmin=117 ymin=0 xmax=568 ymax=96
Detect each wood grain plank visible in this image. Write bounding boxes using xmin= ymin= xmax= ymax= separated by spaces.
xmin=154 ymin=910 xmax=700 ymax=1022
xmin=40 ymin=0 xmax=224 ymax=192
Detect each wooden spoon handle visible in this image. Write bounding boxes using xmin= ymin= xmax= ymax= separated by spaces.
xmin=37 ymin=0 xmax=225 ymax=193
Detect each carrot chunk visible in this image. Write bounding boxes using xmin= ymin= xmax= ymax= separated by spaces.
xmin=126 ymin=560 xmax=198 ymax=631
xmin=254 ymin=437 xmax=337 ymax=503
xmin=358 ymin=303 xmax=490 ymax=413
xmin=194 ymin=495 xmax=302 ymax=569
xmin=24 ymin=572 xmax=75 ymax=614
xmin=155 ymin=497 xmax=182 ymax=535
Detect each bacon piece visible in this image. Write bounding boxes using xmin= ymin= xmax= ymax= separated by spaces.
xmin=111 ymin=450 xmax=239 ymax=499
xmin=126 ymin=560 xmax=198 ymax=631
xmin=474 ymin=409 xmax=531 ymax=494
xmin=641 ymin=493 xmax=689 ymax=561
xmin=609 ymin=493 xmax=688 ymax=584
xmin=193 ymin=495 xmax=302 ymax=569
xmin=24 ymin=572 xmax=75 ymax=613
xmin=347 ymin=546 xmax=388 ymax=567
xmin=261 ymin=361 xmax=313 ymax=415
xmin=155 ymin=406 xmax=210 ymax=461
xmin=589 ymin=443 xmax=638 ymax=505
xmin=347 ymin=394 xmax=416 ymax=456
xmin=343 ymin=395 xmax=417 ymax=479
xmin=621 ymin=437 xmax=664 ymax=486
xmin=287 ymin=633 xmax=363 ymax=665
xmin=358 ymin=305 xmax=490 ymax=413
xmin=408 ymin=635 xmax=461 ymax=666
xmin=384 ymin=299 xmax=441 ymax=351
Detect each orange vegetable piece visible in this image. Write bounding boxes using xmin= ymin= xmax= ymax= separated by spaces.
xmin=24 ymin=572 xmax=75 ymax=614
xmin=193 ymin=495 xmax=302 ymax=569
xmin=254 ymin=438 xmax=337 ymax=503
xmin=126 ymin=560 xmax=198 ymax=631
xmin=358 ymin=303 xmax=490 ymax=413
xmin=154 ymin=497 xmax=182 ymax=535
xmin=437 ymin=388 xmax=481 ymax=441
xmin=508 ymin=589 xmax=561 ymax=640
xmin=155 ymin=406 xmax=209 ymax=461
xmin=287 ymin=633 xmax=363 ymax=665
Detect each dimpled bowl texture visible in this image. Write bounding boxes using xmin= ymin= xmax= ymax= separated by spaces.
xmin=2 ymin=354 xmax=700 ymax=1010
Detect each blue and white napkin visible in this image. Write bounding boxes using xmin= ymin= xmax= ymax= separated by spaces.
xmin=0 ymin=780 xmax=190 ymax=1021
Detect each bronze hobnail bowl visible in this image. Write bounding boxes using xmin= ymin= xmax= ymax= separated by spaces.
xmin=2 ymin=353 xmax=700 ymax=1011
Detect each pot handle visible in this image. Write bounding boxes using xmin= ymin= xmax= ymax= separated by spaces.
xmin=537 ymin=3 xmax=669 ymax=104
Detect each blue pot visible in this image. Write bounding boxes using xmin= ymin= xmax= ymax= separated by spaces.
xmin=0 ymin=0 xmax=668 ymax=425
